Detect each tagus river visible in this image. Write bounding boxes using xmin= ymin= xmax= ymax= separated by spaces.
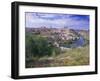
xmin=62 ymin=36 xmax=85 ymax=48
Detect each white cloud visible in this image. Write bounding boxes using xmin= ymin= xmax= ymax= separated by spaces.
xmin=26 ymin=12 xmax=89 ymax=30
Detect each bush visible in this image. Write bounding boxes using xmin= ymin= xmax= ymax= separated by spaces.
xmin=25 ymin=33 xmax=60 ymax=58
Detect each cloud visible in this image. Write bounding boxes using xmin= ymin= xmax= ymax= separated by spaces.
xmin=25 ymin=12 xmax=89 ymax=30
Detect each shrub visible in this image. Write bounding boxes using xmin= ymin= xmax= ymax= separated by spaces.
xmin=25 ymin=33 xmax=60 ymax=58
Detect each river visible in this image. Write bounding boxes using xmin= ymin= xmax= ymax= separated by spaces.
xmin=62 ymin=36 xmax=85 ymax=48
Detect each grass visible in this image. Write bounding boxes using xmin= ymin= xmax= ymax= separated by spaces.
xmin=26 ymin=31 xmax=89 ymax=68
xmin=53 ymin=45 xmax=89 ymax=66
xmin=26 ymin=45 xmax=89 ymax=68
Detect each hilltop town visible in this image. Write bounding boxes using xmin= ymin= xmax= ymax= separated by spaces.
xmin=26 ymin=27 xmax=80 ymax=42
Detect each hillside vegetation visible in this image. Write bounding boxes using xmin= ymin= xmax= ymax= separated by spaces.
xmin=25 ymin=27 xmax=89 ymax=68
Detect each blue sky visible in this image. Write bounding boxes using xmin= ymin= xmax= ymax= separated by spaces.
xmin=25 ymin=12 xmax=89 ymax=30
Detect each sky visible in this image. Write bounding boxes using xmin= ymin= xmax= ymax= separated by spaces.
xmin=25 ymin=12 xmax=89 ymax=30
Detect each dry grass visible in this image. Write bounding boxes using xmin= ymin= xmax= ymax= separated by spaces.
xmin=26 ymin=31 xmax=89 ymax=68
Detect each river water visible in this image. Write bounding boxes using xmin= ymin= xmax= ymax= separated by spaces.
xmin=63 ymin=36 xmax=85 ymax=48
